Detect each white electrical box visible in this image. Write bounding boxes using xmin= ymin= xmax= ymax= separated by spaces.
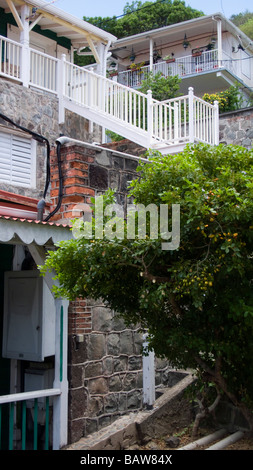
xmin=2 ymin=271 xmax=55 ymax=361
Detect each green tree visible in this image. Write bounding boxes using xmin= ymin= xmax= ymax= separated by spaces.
xmin=138 ymin=71 xmax=181 ymax=101
xmin=77 ymin=1 xmax=203 ymax=66
xmin=41 ymin=144 xmax=253 ymax=430
xmin=83 ymin=0 xmax=204 ymax=38
xmin=230 ymin=10 xmax=253 ymax=39
xmin=240 ymin=19 xmax=253 ymax=40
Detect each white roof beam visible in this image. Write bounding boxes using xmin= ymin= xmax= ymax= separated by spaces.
xmin=5 ymin=0 xmax=24 ymax=31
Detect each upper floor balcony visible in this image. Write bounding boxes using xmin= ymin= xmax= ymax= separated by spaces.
xmin=115 ymin=46 xmax=252 ymax=99
xmin=117 ymin=49 xmax=231 ymax=88
xmin=110 ymin=13 xmax=253 ymax=99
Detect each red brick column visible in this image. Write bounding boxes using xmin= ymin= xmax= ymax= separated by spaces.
xmin=68 ymin=299 xmax=92 ymax=335
xmin=49 ymin=144 xmax=96 ymax=335
xmin=49 ymin=144 xmax=95 ymax=223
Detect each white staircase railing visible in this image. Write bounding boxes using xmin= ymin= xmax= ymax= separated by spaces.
xmin=0 ymin=36 xmax=219 ymax=152
xmin=62 ymin=58 xmax=150 ymax=146
xmin=60 ymin=57 xmax=219 ymax=152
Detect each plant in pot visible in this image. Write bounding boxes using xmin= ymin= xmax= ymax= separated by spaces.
xmin=192 ymin=47 xmax=202 ymax=57
xmin=163 ymin=54 xmax=175 ymax=63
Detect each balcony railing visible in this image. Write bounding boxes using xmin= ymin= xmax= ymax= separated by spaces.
xmin=0 ymin=36 xmax=22 ymax=81
xmin=118 ymin=49 xmax=223 ymax=87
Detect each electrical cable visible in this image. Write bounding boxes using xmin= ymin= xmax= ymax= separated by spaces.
xmin=44 ymin=138 xmax=63 ymax=222
xmin=0 ymin=112 xmax=51 ymax=200
xmin=0 ymin=112 xmax=65 ymax=222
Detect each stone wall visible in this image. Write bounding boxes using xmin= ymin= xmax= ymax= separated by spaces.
xmin=68 ymin=299 xmax=178 ymax=444
xmin=0 ymin=78 xmax=101 ymax=200
xmin=219 ymin=107 xmax=253 ymax=149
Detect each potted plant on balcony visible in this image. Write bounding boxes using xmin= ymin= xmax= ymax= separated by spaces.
xmin=192 ymin=47 xmax=202 ymax=57
xmin=107 ymin=69 xmax=118 ymax=78
xmin=129 ymin=62 xmax=145 ymax=72
xmin=163 ymin=54 xmax=175 ymax=63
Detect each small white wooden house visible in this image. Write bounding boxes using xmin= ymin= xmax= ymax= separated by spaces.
xmin=109 ymin=13 xmax=253 ymax=100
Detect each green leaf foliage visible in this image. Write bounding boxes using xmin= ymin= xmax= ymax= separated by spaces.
xmin=83 ymin=0 xmax=204 ymax=38
xmin=41 ymin=143 xmax=253 ymax=419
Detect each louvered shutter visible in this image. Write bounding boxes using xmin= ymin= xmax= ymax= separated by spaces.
xmin=0 ymin=130 xmax=35 ymax=187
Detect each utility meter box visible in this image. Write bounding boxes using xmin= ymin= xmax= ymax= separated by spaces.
xmin=2 ymin=271 xmax=55 ymax=361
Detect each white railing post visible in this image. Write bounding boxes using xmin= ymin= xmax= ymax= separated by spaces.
xmin=142 ymin=334 xmax=155 ymax=409
xmin=57 ymin=54 xmax=66 ymax=124
xmin=214 ymin=100 xmax=219 ymax=145
xmin=174 ymin=101 xmax=179 ymax=143
xmin=188 ymin=87 xmax=195 ymax=143
xmin=53 ymin=297 xmax=69 ymax=450
xmin=147 ymin=89 xmax=153 ymax=147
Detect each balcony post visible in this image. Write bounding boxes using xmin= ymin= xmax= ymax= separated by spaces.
xmin=217 ymin=19 xmax=222 ymax=66
xmin=188 ymin=87 xmax=195 ymax=143
xmin=147 ymin=89 xmax=153 ymax=146
xmin=149 ymin=38 xmax=153 ymax=72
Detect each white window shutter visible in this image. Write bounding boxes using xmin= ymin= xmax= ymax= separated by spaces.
xmin=0 ymin=130 xmax=35 ymax=188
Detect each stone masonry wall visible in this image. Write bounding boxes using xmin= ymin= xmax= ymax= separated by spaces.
xmin=219 ymin=106 xmax=253 ymax=149
xmin=0 ymin=78 xmax=101 ymax=200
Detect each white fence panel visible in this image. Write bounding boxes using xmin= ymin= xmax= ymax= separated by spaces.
xmin=30 ymin=49 xmax=58 ymax=93
xmin=0 ymin=35 xmax=22 ymax=81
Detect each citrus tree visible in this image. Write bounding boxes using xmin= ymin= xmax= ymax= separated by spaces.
xmin=41 ymin=143 xmax=253 ymax=429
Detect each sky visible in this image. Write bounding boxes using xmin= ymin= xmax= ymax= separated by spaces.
xmin=54 ymin=0 xmax=252 ymax=21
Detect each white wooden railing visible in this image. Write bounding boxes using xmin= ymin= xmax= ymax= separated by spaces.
xmin=30 ymin=48 xmax=58 ymax=93
xmin=60 ymin=58 xmax=219 ymax=150
xmin=0 ymin=35 xmax=219 ymax=151
xmin=0 ymin=36 xmax=22 ymax=81
xmin=63 ymin=59 xmax=149 ymax=137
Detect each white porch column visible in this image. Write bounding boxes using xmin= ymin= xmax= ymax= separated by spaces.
xmin=20 ymin=4 xmax=30 ymax=87
xmin=217 ymin=19 xmax=222 ymax=66
xmin=149 ymin=38 xmax=153 ymax=72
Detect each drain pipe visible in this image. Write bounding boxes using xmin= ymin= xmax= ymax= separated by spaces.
xmin=206 ymin=430 xmax=245 ymax=450
xmin=179 ymin=428 xmax=227 ymax=450
xmin=44 ymin=136 xmax=71 ymax=222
